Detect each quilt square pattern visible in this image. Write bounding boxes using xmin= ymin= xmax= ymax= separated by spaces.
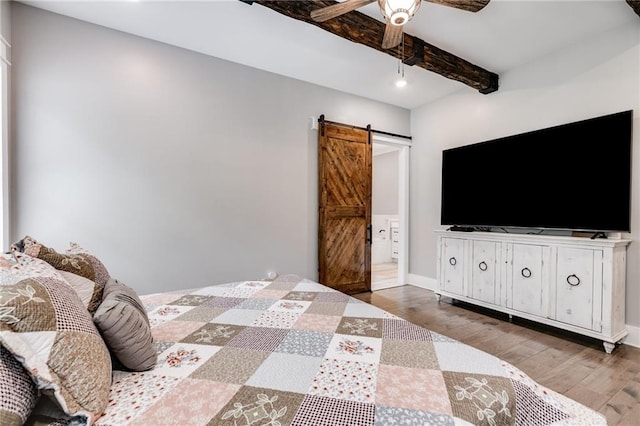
xmin=293 ymin=313 xmax=341 ymax=332
xmin=191 ymin=347 xmax=269 ymax=384
xmin=97 ymin=372 xmax=181 ymax=425
xmin=283 ymin=291 xmax=318 ymax=301
xmin=251 ymin=310 xmax=302 ymax=328
xmin=375 ymin=365 xmax=452 ymax=414
xmin=305 ymin=301 xmax=347 ymax=316
xmin=442 ymin=372 xmax=517 ymax=426
xmin=170 ymin=294 xmax=213 ymax=306
xmin=227 ymin=326 xmax=289 ymax=351
xmin=275 ymin=329 xmax=332 ymax=357
xmin=268 ymin=299 xmax=312 ymax=313
xmin=201 ymin=296 xmax=244 ymax=309
xmin=310 ymin=358 xmax=378 ymax=403
xmin=147 ymin=305 xmax=193 ymax=327
xmin=380 ymin=339 xmax=440 ymax=369
xmin=211 ymin=386 xmax=305 ymax=426
xmin=383 ymin=318 xmax=434 ymax=341
xmin=213 ymin=308 xmax=264 ymax=326
xmin=155 ymin=343 xmax=220 ymax=378
xmin=374 ymin=406 xmax=454 ymax=426
xmin=47 ymin=274 xmax=606 ymax=426
xmin=139 ymin=378 xmax=240 ymax=426
xmin=326 ymin=334 xmax=382 ymax=364
xmin=246 ymin=352 xmax=324 ymax=394
xmin=173 ymin=306 xmax=225 ymax=322
xmin=337 ymin=317 xmax=383 ymax=338
xmin=292 ymin=395 xmax=375 ymax=426
xmin=152 ymin=320 xmax=205 ymax=342
xmin=236 ymin=297 xmax=277 ymax=311
xmin=180 ymin=323 xmax=245 ymax=346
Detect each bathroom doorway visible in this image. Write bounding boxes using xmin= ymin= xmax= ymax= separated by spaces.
xmin=371 ymin=135 xmax=410 ymax=291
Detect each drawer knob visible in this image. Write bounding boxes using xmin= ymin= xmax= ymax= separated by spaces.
xmin=479 ymin=261 xmax=488 ymax=271
xmin=521 ymin=267 xmax=532 ymax=278
xmin=449 ymin=257 xmax=457 ymax=266
xmin=567 ymin=274 xmax=581 ymax=287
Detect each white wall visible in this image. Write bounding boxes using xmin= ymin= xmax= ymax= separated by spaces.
xmin=373 ymin=150 xmax=399 ymax=215
xmin=410 ymin=22 xmax=640 ymax=326
xmin=11 ymin=3 xmax=410 ymax=294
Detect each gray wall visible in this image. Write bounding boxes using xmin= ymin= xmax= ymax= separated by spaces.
xmin=11 ymin=3 xmax=410 ymax=294
xmin=0 ymin=1 xmax=10 ymax=41
xmin=410 ymin=22 xmax=640 ymax=326
xmin=372 ymin=150 xmax=398 ymax=215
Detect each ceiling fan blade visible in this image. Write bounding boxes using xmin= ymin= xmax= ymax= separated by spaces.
xmin=310 ymin=0 xmax=377 ymax=22
xmin=426 ymin=0 xmax=490 ymax=13
xmin=381 ymin=22 xmax=403 ymax=50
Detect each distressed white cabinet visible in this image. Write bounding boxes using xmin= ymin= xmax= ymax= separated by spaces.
xmin=470 ymin=240 xmax=501 ymax=305
xmin=507 ymin=243 xmax=550 ymax=318
xmin=440 ymin=237 xmax=465 ymax=295
xmin=391 ymin=220 xmax=399 ymax=261
xmin=435 ymin=231 xmax=630 ymax=353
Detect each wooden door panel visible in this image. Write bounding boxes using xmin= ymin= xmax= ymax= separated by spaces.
xmin=325 ymin=124 xmax=369 ymax=143
xmin=324 ymin=137 xmax=367 ymax=207
xmin=324 ymin=218 xmax=367 ymax=292
xmin=318 ymin=121 xmax=371 ymax=294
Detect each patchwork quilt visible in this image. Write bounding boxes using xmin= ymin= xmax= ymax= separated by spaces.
xmin=93 ymin=275 xmax=603 ymax=425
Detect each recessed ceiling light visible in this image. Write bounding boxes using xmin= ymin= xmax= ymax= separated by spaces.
xmin=395 ymin=78 xmax=407 ymax=88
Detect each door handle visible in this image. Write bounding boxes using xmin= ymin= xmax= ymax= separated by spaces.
xmin=367 ymin=225 xmax=372 ymax=245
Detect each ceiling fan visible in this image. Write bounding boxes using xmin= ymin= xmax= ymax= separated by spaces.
xmin=310 ymin=0 xmax=490 ymax=49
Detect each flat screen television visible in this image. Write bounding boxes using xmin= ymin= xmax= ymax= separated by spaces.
xmin=440 ymin=110 xmax=633 ymax=232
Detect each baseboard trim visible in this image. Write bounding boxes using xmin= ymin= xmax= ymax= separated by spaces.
xmin=407 ymin=273 xmax=437 ymax=291
xmin=405 ymin=274 xmax=640 ymax=349
xmin=625 ymin=325 xmax=640 ymax=348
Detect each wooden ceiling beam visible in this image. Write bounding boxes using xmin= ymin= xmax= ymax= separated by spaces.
xmin=627 ymin=0 xmax=640 ymax=18
xmin=245 ymin=0 xmax=499 ymax=94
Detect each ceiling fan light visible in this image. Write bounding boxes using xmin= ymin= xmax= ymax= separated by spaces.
xmin=390 ymin=11 xmax=409 ymax=25
xmin=380 ymin=0 xmax=421 ymax=26
xmin=395 ymin=77 xmax=407 ymax=88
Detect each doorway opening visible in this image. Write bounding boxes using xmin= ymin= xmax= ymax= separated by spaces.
xmin=371 ymin=135 xmax=410 ymax=291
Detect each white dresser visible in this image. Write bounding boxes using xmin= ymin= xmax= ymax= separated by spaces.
xmin=390 ymin=220 xmax=399 ymax=261
xmin=435 ymin=230 xmax=630 ymax=353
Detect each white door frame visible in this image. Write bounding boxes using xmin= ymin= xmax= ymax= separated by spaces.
xmin=0 ymin=34 xmax=10 ymax=251
xmin=371 ymin=134 xmax=411 ymax=290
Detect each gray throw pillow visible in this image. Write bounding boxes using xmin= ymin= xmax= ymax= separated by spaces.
xmin=93 ymin=278 xmax=156 ymax=371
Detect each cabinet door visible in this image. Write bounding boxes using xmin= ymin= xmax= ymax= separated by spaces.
xmin=471 ymin=240 xmax=499 ymax=304
xmin=555 ymin=247 xmax=602 ymax=331
xmin=441 ymin=238 xmax=465 ymax=295
xmin=510 ymin=244 xmax=548 ymax=317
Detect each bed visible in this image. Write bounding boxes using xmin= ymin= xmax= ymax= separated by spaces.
xmin=0 ymin=238 xmax=607 ymax=426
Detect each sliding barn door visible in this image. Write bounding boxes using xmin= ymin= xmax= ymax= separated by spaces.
xmin=318 ymin=121 xmax=372 ymax=294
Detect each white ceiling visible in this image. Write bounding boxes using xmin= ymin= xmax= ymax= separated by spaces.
xmin=19 ymin=0 xmax=638 ymax=109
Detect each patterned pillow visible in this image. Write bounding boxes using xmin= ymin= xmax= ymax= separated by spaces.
xmin=0 ymin=251 xmax=16 ymax=268
xmin=0 ymin=345 xmax=39 ymax=426
xmin=94 ymin=278 xmax=157 ymax=371
xmin=0 ymin=253 xmax=111 ymax=424
xmin=65 ymin=242 xmax=111 ymax=287
xmin=11 ymin=236 xmax=109 ymax=314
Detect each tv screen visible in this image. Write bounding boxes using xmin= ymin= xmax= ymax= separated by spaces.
xmin=441 ymin=110 xmax=633 ymax=232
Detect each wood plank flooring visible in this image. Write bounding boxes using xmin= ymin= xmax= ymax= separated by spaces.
xmin=372 ymin=262 xmax=397 ymax=288
xmin=353 ymin=285 xmax=640 ymax=426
